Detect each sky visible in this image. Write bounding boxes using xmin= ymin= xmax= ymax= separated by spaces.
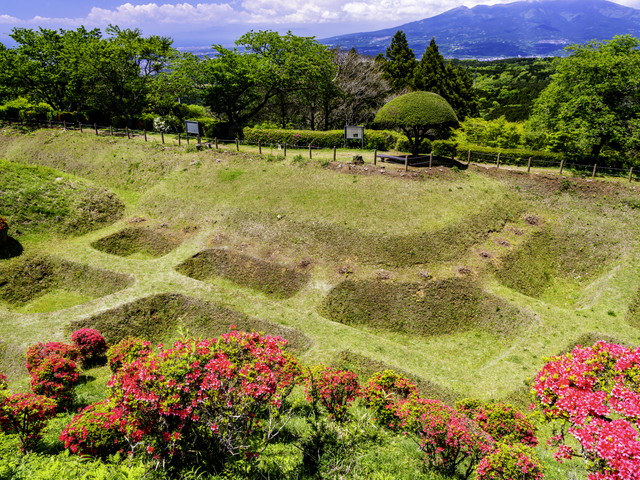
xmin=1 ymin=0 xmax=640 ymax=47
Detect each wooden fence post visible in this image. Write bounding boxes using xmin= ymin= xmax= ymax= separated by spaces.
xmin=559 ymin=159 xmax=564 ymax=175
xmin=126 ymin=127 xmax=130 ymax=139
xmin=236 ymin=138 xmax=239 ymax=151
xmin=144 ymin=130 xmax=147 ymax=142
xmin=429 ymin=152 xmax=433 ymax=168
xmin=94 ymin=123 xmax=98 ymax=136
xmin=333 ymin=146 xmax=337 ymax=162
xmin=178 ymin=134 xmax=181 ymax=146
xmin=258 ymin=141 xmax=262 ymax=155
xmin=592 ymin=164 xmax=597 ymax=179
xmin=405 ymin=155 xmax=409 ymax=172
xmin=109 ymin=125 xmax=113 ymax=136
xmin=308 ymin=144 xmax=312 ymax=159
xmin=283 ymin=143 xmax=287 ymax=157
xmin=79 ymin=122 xmax=83 ymax=133
xmin=467 ymin=149 xmax=471 ymax=165
xmin=527 ymin=157 xmax=532 ymax=173
xmin=215 ymin=138 xmax=218 ymax=150
xmin=63 ymin=120 xmax=66 ymax=130
xmin=373 ymin=149 xmax=377 ymax=165
xmin=630 ymin=167 xmax=634 ymax=183
xmin=496 ymin=152 xmax=501 ymax=168
xmin=161 ymin=131 xmax=164 ymax=144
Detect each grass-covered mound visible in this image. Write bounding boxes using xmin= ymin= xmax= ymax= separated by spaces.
xmin=91 ymin=227 xmax=182 ymax=258
xmin=0 ymin=255 xmax=132 ymax=309
xmin=496 ymin=225 xmax=618 ymax=298
xmin=320 ymin=277 xmax=531 ymax=337
xmin=334 ymin=351 xmax=458 ymax=404
xmin=176 ymin=249 xmax=311 ymax=298
xmin=231 ymin=199 xmax=520 ymax=267
xmin=0 ymin=159 xmax=124 ymax=238
xmin=69 ymin=293 xmax=312 ymax=352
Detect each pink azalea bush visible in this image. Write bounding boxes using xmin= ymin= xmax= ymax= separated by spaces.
xmin=71 ymin=328 xmax=108 ymax=367
xmin=0 ymin=392 xmax=57 ymax=451
xmin=0 ymin=373 xmax=7 ymax=391
xmin=25 ymin=341 xmax=80 ymax=372
xmin=29 ymin=353 xmax=81 ymax=410
xmin=360 ymin=370 xmax=420 ymax=428
xmin=533 ymin=341 xmax=640 ymax=480
xmin=106 ymin=336 xmax=152 ymax=373
xmin=476 ymin=442 xmax=544 ymax=480
xmin=305 ymin=365 xmax=359 ymax=422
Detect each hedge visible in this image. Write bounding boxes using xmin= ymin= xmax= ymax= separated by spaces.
xmin=243 ymin=127 xmax=403 ymax=150
xmin=456 ymin=144 xmax=563 ymax=167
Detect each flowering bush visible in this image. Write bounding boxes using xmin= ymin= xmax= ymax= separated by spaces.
xmin=533 ymin=341 xmax=640 ymax=480
xmin=476 ymin=442 xmax=544 ymax=480
xmin=0 ymin=392 xmax=57 ymax=451
xmin=360 ymin=370 xmax=420 ymax=428
xmin=394 ymin=397 xmax=495 ymax=479
xmin=455 ymin=398 xmax=538 ymax=447
xmin=59 ymin=399 xmax=129 ymax=458
xmin=30 ymin=354 xmax=80 ymax=410
xmin=0 ymin=216 xmax=8 ymax=243
xmin=0 ymin=373 xmax=7 ymax=391
xmin=25 ymin=341 xmax=80 ymax=373
xmin=305 ymin=366 xmax=359 ymax=423
xmin=102 ymin=330 xmax=301 ymax=470
xmin=71 ymin=328 xmax=108 ymax=367
xmin=106 ymin=337 xmax=152 ymax=373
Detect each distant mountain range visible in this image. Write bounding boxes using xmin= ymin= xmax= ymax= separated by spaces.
xmin=320 ymin=0 xmax=640 ymax=58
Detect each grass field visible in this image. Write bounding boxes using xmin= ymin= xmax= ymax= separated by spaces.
xmin=1 ymin=128 xmax=640 ymax=477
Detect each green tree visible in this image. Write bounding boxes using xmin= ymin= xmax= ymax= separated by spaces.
xmin=414 ymin=38 xmax=478 ymax=119
xmin=374 ymin=91 xmax=458 ymax=156
xmin=527 ymin=35 xmax=640 ymax=164
xmin=379 ymin=31 xmax=417 ymax=93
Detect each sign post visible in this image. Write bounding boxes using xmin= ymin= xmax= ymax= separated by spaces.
xmin=344 ymin=126 xmax=364 ymax=148
xmin=185 ymin=120 xmax=201 ymax=143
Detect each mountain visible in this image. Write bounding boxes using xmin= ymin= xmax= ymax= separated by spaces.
xmin=320 ymin=0 xmax=640 ymax=58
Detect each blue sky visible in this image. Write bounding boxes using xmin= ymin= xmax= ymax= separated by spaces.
xmin=1 ymin=0 xmax=639 ymax=47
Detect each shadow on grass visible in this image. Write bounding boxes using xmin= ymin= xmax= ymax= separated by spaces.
xmin=0 ymin=237 xmax=23 ymax=260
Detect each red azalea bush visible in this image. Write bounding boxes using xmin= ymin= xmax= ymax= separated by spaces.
xmin=533 ymin=341 xmax=640 ymax=480
xmin=71 ymin=328 xmax=108 ymax=367
xmin=103 ymin=330 xmax=301 ymax=469
xmin=305 ymin=366 xmax=359 ymax=422
xmin=0 ymin=373 xmax=7 ymax=391
xmin=59 ymin=398 xmax=129 ymax=458
xmin=25 ymin=341 xmax=80 ymax=373
xmin=106 ymin=337 xmax=152 ymax=373
xmin=456 ymin=399 xmax=538 ymax=447
xmin=476 ymin=442 xmax=544 ymax=480
xmin=394 ymin=397 xmax=495 ymax=479
xmin=30 ymin=354 xmax=81 ymax=410
xmin=360 ymin=370 xmax=420 ymax=428
xmin=0 ymin=392 xmax=57 ymax=451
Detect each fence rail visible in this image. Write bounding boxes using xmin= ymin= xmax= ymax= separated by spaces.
xmin=3 ymin=118 xmax=638 ymax=183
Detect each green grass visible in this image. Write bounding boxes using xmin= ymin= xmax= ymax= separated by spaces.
xmin=1 ymin=128 xmax=640 ymax=479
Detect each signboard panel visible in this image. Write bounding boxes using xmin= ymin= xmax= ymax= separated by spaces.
xmin=344 ymin=126 xmax=364 ymax=139
xmin=185 ymin=121 xmax=200 ymax=135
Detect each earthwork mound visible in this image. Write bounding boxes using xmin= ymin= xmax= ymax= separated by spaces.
xmin=320 ymin=277 xmax=532 ymax=337
xmin=69 ymin=293 xmax=312 ymax=353
xmin=0 ymin=255 xmax=132 ymax=308
xmin=91 ymin=227 xmax=181 ymax=258
xmin=334 ymin=351 xmax=458 ymax=404
xmin=176 ymin=249 xmax=310 ymax=298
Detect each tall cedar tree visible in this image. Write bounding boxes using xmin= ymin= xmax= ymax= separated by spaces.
xmin=414 ymin=38 xmax=478 ymax=119
xmin=379 ymin=31 xmax=417 ymax=92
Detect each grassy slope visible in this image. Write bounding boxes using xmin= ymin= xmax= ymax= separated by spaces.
xmin=1 ymin=130 xmax=640 ymax=462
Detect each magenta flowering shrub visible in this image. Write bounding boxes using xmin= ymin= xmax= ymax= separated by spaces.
xmin=30 ymin=354 xmax=80 ymax=410
xmin=0 ymin=392 xmax=57 ymax=451
xmin=106 ymin=336 xmax=152 ymax=373
xmin=533 ymin=341 xmax=640 ymax=480
xmin=59 ymin=398 xmax=129 ymax=458
xmin=360 ymin=370 xmax=420 ymax=428
xmin=394 ymin=397 xmax=495 ymax=479
xmin=456 ymin=399 xmax=538 ymax=447
xmin=305 ymin=366 xmax=359 ymax=422
xmin=476 ymin=442 xmax=544 ymax=480
xmin=71 ymin=328 xmax=108 ymax=367
xmin=101 ymin=330 xmax=301 ymax=469
xmin=25 ymin=341 xmax=80 ymax=372
xmin=0 ymin=373 xmax=7 ymax=391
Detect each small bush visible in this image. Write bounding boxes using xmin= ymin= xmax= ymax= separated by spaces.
xmin=25 ymin=342 xmax=80 ymax=373
xmin=106 ymin=337 xmax=152 ymax=373
xmin=361 ymin=370 xmax=420 ymax=429
xmin=0 ymin=373 xmax=7 ymax=391
xmin=476 ymin=442 xmax=544 ymax=480
xmin=432 ymin=140 xmax=458 ymax=158
xmin=29 ymin=354 xmax=81 ymax=410
xmin=59 ymin=399 xmax=128 ymax=458
xmin=395 ymin=137 xmax=432 ymax=154
xmin=0 ymin=393 xmax=57 ymax=452
xmin=244 ymin=127 xmax=402 ymax=150
xmin=305 ymin=366 xmax=359 ymax=423
xmin=71 ymin=328 xmax=108 ymax=368
xmin=153 ymin=115 xmax=181 ymax=133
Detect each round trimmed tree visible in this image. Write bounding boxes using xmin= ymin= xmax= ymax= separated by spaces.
xmin=374 ymin=91 xmax=458 ymax=156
